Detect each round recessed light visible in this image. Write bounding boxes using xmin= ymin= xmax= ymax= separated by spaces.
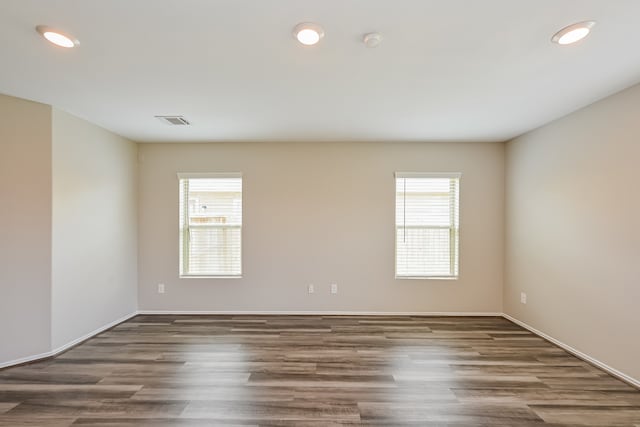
xmin=36 ymin=25 xmax=79 ymax=48
xmin=293 ymin=23 xmax=324 ymax=46
xmin=552 ymin=21 xmax=595 ymax=45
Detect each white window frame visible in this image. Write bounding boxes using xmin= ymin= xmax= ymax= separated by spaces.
xmin=178 ymin=172 xmax=243 ymax=278
xmin=394 ymin=172 xmax=461 ymax=280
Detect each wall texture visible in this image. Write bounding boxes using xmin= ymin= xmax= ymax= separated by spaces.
xmin=138 ymin=141 xmax=504 ymax=313
xmin=0 ymin=94 xmax=52 ymax=364
xmin=505 ymin=83 xmax=640 ymax=382
xmin=51 ymin=109 xmax=138 ymax=349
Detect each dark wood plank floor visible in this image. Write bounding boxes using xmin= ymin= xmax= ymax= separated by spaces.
xmin=0 ymin=315 xmax=638 ymax=426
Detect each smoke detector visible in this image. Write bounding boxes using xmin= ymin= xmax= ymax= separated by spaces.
xmin=363 ymin=33 xmax=382 ymax=48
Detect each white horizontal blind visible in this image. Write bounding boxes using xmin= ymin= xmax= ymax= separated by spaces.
xmin=395 ymin=173 xmax=460 ymax=278
xmin=179 ymin=174 xmax=242 ymax=276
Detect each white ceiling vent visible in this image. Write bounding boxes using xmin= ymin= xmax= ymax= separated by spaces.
xmin=156 ymin=115 xmax=190 ymax=125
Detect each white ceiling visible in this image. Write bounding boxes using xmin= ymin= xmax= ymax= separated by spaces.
xmin=1 ymin=0 xmax=639 ymax=143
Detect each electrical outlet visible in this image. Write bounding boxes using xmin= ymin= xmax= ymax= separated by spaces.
xmin=158 ymin=283 xmax=165 ymax=294
xmin=330 ymin=283 xmax=338 ymax=294
xmin=520 ymin=292 xmax=527 ymax=304
xmin=308 ymin=284 xmax=314 ymax=294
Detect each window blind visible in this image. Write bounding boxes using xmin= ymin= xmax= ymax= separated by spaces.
xmin=179 ymin=174 xmax=242 ymax=277
xmin=395 ymin=173 xmax=460 ymax=278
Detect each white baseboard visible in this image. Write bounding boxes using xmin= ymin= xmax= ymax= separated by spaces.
xmin=0 ymin=311 xmax=138 ymax=370
xmin=0 ymin=350 xmax=55 ymax=370
xmin=137 ymin=310 xmax=503 ymax=316
xmin=50 ymin=311 xmax=139 ymax=355
xmin=502 ymin=313 xmax=640 ymax=389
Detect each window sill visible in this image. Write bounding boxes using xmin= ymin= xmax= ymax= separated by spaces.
xmin=180 ymin=275 xmax=243 ymax=279
xmin=396 ymin=275 xmax=458 ymax=280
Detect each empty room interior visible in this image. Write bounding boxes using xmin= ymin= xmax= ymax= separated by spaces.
xmin=1 ymin=0 xmax=639 ymax=425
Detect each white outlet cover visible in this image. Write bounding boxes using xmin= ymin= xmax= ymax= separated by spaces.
xmin=308 ymin=284 xmax=314 ymax=294
xmin=158 ymin=283 xmax=165 ymax=294
xmin=520 ymin=292 xmax=527 ymax=304
xmin=330 ymin=283 xmax=338 ymax=294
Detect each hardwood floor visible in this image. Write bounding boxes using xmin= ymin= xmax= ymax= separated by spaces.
xmin=0 ymin=315 xmax=638 ymax=426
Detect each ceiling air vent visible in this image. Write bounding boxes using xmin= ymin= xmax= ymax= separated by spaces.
xmin=155 ymin=115 xmax=190 ymax=125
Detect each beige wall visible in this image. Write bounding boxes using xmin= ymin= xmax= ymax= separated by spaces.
xmin=138 ymin=141 xmax=504 ymax=312
xmin=505 ymin=83 xmax=640 ymax=382
xmin=0 ymin=95 xmax=139 ymax=366
xmin=0 ymin=94 xmax=52 ymax=364
xmin=51 ymin=109 xmax=138 ymax=349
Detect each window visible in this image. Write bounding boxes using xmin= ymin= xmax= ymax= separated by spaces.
xmin=395 ymin=173 xmax=460 ymax=278
xmin=179 ymin=173 xmax=242 ymax=277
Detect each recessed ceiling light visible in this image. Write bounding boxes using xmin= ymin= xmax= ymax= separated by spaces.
xmin=293 ymin=23 xmax=324 ymax=46
xmin=36 ymin=25 xmax=79 ymax=48
xmin=551 ymin=21 xmax=595 ymax=45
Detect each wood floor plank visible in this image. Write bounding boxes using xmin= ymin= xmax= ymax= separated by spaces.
xmin=0 ymin=403 xmax=19 ymax=414
xmin=182 ymin=400 xmax=361 ymax=422
xmin=530 ymin=405 xmax=640 ymax=426
xmin=0 ymin=315 xmax=637 ymax=425
xmin=358 ymin=401 xmax=544 ymax=424
xmin=0 ymin=416 xmax=76 ymax=427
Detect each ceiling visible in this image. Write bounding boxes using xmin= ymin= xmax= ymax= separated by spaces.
xmin=1 ymin=0 xmax=640 ymax=143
